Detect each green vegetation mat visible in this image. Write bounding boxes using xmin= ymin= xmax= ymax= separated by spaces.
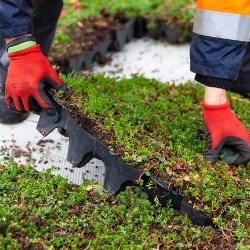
xmin=60 ymin=0 xmax=165 ymax=25
xmin=1 ymin=74 xmax=249 ymax=249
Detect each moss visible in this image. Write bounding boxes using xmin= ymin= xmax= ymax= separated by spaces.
xmin=59 ymin=73 xmax=250 ymax=222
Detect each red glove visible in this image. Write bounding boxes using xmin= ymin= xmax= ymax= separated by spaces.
xmin=5 ymin=44 xmax=65 ymax=117
xmin=202 ymin=100 xmax=250 ymax=165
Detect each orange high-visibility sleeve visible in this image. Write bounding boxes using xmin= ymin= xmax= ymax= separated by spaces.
xmin=197 ymin=0 xmax=250 ymax=16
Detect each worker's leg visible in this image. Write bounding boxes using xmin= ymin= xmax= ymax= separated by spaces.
xmin=31 ymin=0 xmax=63 ymax=56
xmin=230 ymin=42 xmax=250 ymax=98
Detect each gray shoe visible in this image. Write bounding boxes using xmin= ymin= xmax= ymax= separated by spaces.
xmin=0 ymin=39 xmax=29 ymax=124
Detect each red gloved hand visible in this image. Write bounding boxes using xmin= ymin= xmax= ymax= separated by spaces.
xmin=202 ymin=100 xmax=250 ymax=165
xmin=5 ymin=44 xmax=66 ymax=118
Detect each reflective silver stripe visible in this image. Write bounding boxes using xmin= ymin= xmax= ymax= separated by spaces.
xmin=193 ymin=9 xmax=250 ymax=41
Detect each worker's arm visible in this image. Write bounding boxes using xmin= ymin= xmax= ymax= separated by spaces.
xmin=0 ymin=1 xmax=33 ymax=38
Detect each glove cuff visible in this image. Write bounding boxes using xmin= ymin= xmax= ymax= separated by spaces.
xmin=201 ymin=100 xmax=230 ymax=111
xmin=6 ymin=35 xmax=36 ymax=53
xmin=8 ymin=44 xmax=42 ymax=59
xmin=201 ymin=100 xmax=232 ymax=124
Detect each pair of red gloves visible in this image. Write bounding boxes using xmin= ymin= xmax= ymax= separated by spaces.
xmin=5 ymin=37 xmax=250 ymax=165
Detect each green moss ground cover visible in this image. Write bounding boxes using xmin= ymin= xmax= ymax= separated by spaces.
xmin=52 ymin=0 xmax=166 ymax=54
xmin=61 ymin=74 xmax=250 ymax=211
xmin=60 ymin=0 xmax=165 ymax=25
xmin=55 ymin=0 xmax=166 ymax=41
xmin=1 ymin=74 xmax=249 ymax=249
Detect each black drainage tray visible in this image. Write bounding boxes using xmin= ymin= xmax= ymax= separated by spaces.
xmin=37 ymin=97 xmax=213 ymax=227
